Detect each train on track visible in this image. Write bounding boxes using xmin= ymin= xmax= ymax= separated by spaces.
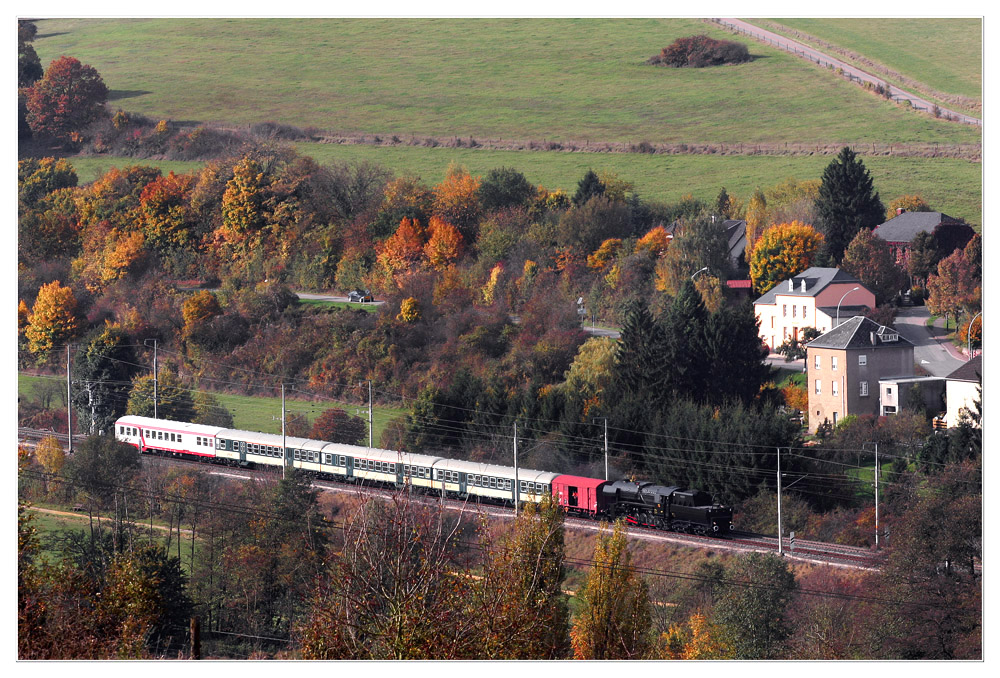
xmin=115 ymin=415 xmax=734 ymax=536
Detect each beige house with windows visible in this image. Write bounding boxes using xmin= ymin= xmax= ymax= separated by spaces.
xmin=754 ymin=268 xmax=876 ymax=351
xmin=805 ymin=316 xmax=915 ymax=433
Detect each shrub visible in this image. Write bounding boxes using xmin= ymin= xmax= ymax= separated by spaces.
xmin=648 ymin=35 xmax=751 ymax=68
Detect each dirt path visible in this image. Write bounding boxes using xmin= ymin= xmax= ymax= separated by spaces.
xmin=714 ymin=19 xmax=982 ymax=127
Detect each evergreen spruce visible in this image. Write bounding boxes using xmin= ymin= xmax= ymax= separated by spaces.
xmin=814 ymin=147 xmax=885 ymax=263
xmin=661 ymin=279 xmax=710 ymax=402
xmin=572 ymin=169 xmax=606 ymax=206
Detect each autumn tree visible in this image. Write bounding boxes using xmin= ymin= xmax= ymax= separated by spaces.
xmin=749 ymin=221 xmax=824 ymax=294
xmin=587 ymin=238 xmax=623 ymax=272
xmin=18 ymin=157 xmax=78 ymax=206
xmin=25 ymin=56 xmax=109 ymax=142
xmin=659 ymin=613 xmax=733 ymax=659
xmin=764 ymin=177 xmax=820 ymax=227
xmin=570 ymin=521 xmax=652 ymax=659
xmin=310 ymin=408 xmax=367 ymax=445
xmin=654 ymin=217 xmax=732 ymax=297
xmin=635 ymin=224 xmax=670 ymax=258
xmin=432 ymin=163 xmax=482 ymax=240
xmin=873 ymin=463 xmax=981 ymax=658
xmin=714 ymin=552 xmax=797 ymax=659
xmin=295 ymin=493 xmax=470 ymax=659
xmin=423 ymin=216 xmax=464 ymax=270
xmin=138 ymin=171 xmax=198 ymax=253
xmin=181 ymin=290 xmax=224 ymax=340
xmin=814 ymin=147 xmax=885 ymax=263
xmin=473 ymin=498 xmax=571 ymax=658
xmin=927 ymin=247 xmax=981 ymax=327
xmin=839 ymin=228 xmax=908 ymax=305
xmin=886 ymin=194 xmax=932 ymax=220
xmin=65 ymin=434 xmax=141 ymax=510
xmin=126 ymin=366 xmax=195 ymax=422
xmin=376 ymin=217 xmax=426 ymax=281
xmin=25 ymin=280 xmax=82 ymax=357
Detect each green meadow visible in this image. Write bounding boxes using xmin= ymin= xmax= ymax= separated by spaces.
xmin=763 ymin=19 xmax=982 ymax=110
xmin=18 ymin=374 xmax=408 ymax=447
xmin=30 ymin=18 xmax=980 ymax=147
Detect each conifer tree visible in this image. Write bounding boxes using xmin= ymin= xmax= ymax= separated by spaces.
xmin=704 ymin=301 xmax=774 ymax=406
xmin=661 ymin=279 xmax=710 ymax=403
xmin=814 ymin=147 xmax=884 ymax=264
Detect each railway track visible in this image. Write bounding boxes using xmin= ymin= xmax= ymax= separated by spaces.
xmin=18 ymin=428 xmax=885 ymax=569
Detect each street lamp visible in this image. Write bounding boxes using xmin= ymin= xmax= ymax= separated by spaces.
xmin=968 ymin=311 xmax=982 ymax=360
xmin=691 ymin=266 xmax=709 ymax=281
xmin=836 ymin=287 xmax=860 ymax=327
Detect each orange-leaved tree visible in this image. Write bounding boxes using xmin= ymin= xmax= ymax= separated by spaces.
xmin=432 ymin=163 xmax=481 ymax=239
xmin=423 ymin=216 xmax=464 ymax=271
xmin=377 ymin=217 xmax=427 ymax=281
xmin=635 ymin=225 xmax=671 ymax=258
xmin=587 ymin=238 xmax=623 ymax=272
xmin=749 ymin=221 xmax=824 ymax=294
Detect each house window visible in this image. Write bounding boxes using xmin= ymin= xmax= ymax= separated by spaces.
xmin=832 ymin=381 xmax=839 ymax=397
xmin=792 ymin=305 xmax=797 ymax=318
xmin=802 ymin=305 xmax=807 ymax=318
xmin=832 ymin=356 xmax=838 ymax=371
xmin=860 ymin=381 xmax=869 ymax=396
xmin=783 ymin=304 xmax=787 ymax=317
xmin=815 ymin=380 xmax=822 ymax=395
xmin=859 ymin=354 xmax=867 ymax=366
xmin=814 ymin=355 xmax=821 ymax=369
xmin=887 ymin=387 xmax=892 ymax=396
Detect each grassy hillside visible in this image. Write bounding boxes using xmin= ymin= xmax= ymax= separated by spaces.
xmin=764 ymin=19 xmax=982 ymax=105
xmin=30 ymin=18 xmax=980 ymax=147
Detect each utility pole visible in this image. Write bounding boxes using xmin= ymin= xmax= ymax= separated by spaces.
xmin=367 ymin=380 xmax=373 ymax=450
xmin=66 ymin=344 xmax=72 ymax=454
xmin=593 ymin=417 xmax=609 ymax=480
xmin=145 ymin=339 xmax=158 ymax=418
xmin=777 ymin=446 xmax=783 ymax=556
xmin=874 ymin=442 xmax=879 ymax=549
xmin=281 ymin=384 xmax=286 ymax=480
xmin=513 ymin=421 xmax=519 ymax=517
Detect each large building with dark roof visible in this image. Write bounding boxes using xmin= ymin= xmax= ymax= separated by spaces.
xmin=805 ymin=315 xmax=914 ymax=433
xmin=754 ymin=267 xmax=875 ymax=351
xmin=873 ymin=210 xmax=975 ymax=266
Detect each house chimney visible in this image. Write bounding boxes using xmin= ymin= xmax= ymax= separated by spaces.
xmin=896 ymin=207 xmax=905 ymax=215
xmin=871 ymin=331 xmax=877 ymax=345
xmin=788 ymin=279 xmax=794 ymax=291
xmin=801 ymin=279 xmax=806 ymax=292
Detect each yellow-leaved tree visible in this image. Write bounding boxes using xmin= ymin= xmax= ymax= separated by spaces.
xmin=749 ymin=221 xmax=825 ymax=294
xmin=570 ymin=521 xmax=652 ymax=659
xmin=25 ymin=280 xmax=82 ymax=357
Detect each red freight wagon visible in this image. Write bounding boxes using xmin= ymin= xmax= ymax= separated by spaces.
xmin=551 ymin=475 xmax=608 ymax=517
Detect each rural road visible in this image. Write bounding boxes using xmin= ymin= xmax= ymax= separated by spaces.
xmin=715 ymin=19 xmax=981 ymax=127
xmin=892 ymin=306 xmax=965 ymax=377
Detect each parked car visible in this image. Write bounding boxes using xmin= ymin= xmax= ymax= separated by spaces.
xmin=348 ymin=289 xmax=374 ymax=303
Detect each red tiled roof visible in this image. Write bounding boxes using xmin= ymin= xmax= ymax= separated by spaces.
xmin=727 ymin=279 xmax=752 ymax=288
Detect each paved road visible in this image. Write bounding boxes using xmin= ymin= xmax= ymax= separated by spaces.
xmin=892 ymin=306 xmax=965 ymax=377
xmin=715 ymin=19 xmax=981 ymax=127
